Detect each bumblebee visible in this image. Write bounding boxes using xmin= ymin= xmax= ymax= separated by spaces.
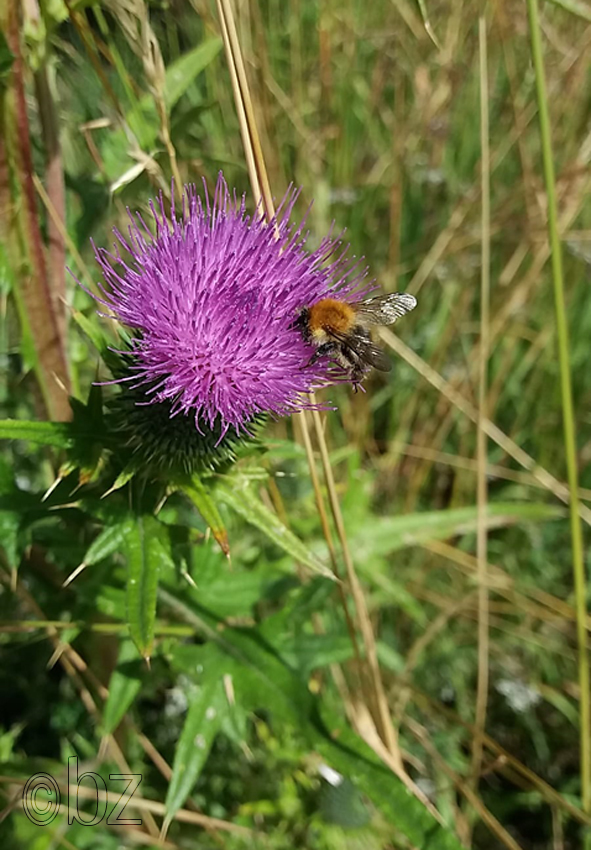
xmin=292 ymin=292 xmax=417 ymax=386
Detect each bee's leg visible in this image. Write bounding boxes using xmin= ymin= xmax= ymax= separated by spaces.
xmin=350 ymin=363 xmax=366 ymax=391
xmin=308 ymin=342 xmax=337 ymax=366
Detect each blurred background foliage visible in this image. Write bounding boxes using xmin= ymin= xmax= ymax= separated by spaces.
xmin=0 ymin=0 xmax=591 ymax=847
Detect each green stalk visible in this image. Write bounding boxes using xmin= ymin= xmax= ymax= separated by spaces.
xmin=526 ymin=0 xmax=590 ymax=813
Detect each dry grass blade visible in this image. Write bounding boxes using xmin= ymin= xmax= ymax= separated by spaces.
xmin=424 ymin=538 xmax=591 ymax=633
xmin=309 ymin=406 xmax=401 ymax=763
xmin=218 ymin=0 xmax=274 ymax=217
xmin=384 ymin=441 xmax=591 ymax=502
xmin=293 ymin=413 xmax=364 ymax=674
xmin=415 ymin=0 xmax=441 ymax=49
xmin=216 ymin=0 xmax=261 ymax=205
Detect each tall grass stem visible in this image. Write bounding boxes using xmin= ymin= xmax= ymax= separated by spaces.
xmin=526 ymin=0 xmax=590 ymax=812
xmin=472 ymin=13 xmax=491 ymax=800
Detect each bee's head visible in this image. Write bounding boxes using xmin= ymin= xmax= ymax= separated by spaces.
xmin=288 ymin=308 xmax=310 ymax=334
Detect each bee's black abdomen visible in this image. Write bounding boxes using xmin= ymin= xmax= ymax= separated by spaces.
xmin=353 ymin=324 xmax=371 ymax=340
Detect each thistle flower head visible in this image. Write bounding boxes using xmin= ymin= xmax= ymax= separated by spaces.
xmin=90 ymin=174 xmax=368 ymax=466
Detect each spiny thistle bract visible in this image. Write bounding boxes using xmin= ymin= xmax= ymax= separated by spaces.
xmin=89 ymin=174 xmax=368 ymax=474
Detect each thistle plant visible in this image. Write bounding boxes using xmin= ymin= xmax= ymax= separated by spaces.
xmin=4 ymin=172 xmax=374 ymax=656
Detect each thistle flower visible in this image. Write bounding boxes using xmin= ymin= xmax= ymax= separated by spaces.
xmin=90 ymin=174 xmax=368 ymax=472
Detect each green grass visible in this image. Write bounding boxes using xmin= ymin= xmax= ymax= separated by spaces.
xmin=1 ymin=1 xmax=590 ymax=848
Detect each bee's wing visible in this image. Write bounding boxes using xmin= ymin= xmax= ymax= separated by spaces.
xmin=354 ymin=293 xmax=417 ymax=326
xmin=351 ymin=339 xmax=392 ymax=372
xmin=330 ymin=330 xmax=392 ymax=372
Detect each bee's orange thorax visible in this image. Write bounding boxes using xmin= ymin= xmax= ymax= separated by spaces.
xmin=308 ymin=299 xmax=356 ymax=338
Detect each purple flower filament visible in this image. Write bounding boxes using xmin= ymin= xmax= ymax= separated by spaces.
xmin=91 ymin=174 xmax=368 ymax=442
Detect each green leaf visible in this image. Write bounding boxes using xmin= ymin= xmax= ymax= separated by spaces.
xmin=0 ymin=31 xmax=14 ymax=82
xmin=164 ymin=38 xmax=223 ymax=110
xmin=0 ymin=511 xmax=20 ymax=568
xmin=0 ymin=420 xmax=75 ymax=448
xmin=161 ymin=588 xmax=462 ymax=849
xmin=124 ymin=38 xmax=223 ymax=153
xmin=0 ymin=411 xmax=110 ymax=461
xmin=272 ymin=631 xmax=354 ymax=678
xmin=165 ymin=593 xmax=315 ymax=722
xmin=0 ymin=241 xmax=15 ymax=296
xmin=215 ymin=478 xmax=333 ymax=579
xmin=123 ymin=516 xmax=172 ymax=659
xmin=319 ymin=777 xmax=370 ymax=828
xmin=101 ymin=465 xmax=139 ymax=498
xmin=313 ymin=705 xmax=463 ymax=850
xmin=181 ymin=476 xmax=229 ymax=556
xmin=351 ymin=502 xmax=565 ymax=561
xmin=71 ymin=308 xmax=121 ymax=372
xmin=67 ymin=389 xmax=106 ymax=482
xmin=163 ymin=675 xmax=226 ymax=832
xmin=102 ymin=640 xmax=143 ymax=735
xmin=192 ymin=569 xmax=279 ymax=618
xmin=547 ymin=0 xmax=591 ymax=22
xmin=82 ymin=522 xmax=129 ymax=568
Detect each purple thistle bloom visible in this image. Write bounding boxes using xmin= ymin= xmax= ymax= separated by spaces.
xmin=91 ymin=174 xmax=369 ymax=441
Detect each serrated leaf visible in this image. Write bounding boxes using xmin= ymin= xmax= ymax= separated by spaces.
xmin=161 ymin=589 xmax=463 ymax=849
xmin=82 ymin=522 xmax=128 ymax=568
xmin=123 ymin=516 xmax=173 ymax=659
xmin=165 ymin=596 xmax=314 ymax=722
xmin=182 ymin=476 xmax=229 ymax=556
xmin=163 ymin=676 xmax=225 ymax=832
xmin=215 ymin=478 xmax=333 ymax=579
xmin=102 ymin=640 xmax=143 ymax=735
xmin=86 ymin=382 xmax=103 ymax=423
xmin=101 ymin=465 xmax=138 ymax=498
xmin=0 ymin=415 xmax=111 ymax=464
